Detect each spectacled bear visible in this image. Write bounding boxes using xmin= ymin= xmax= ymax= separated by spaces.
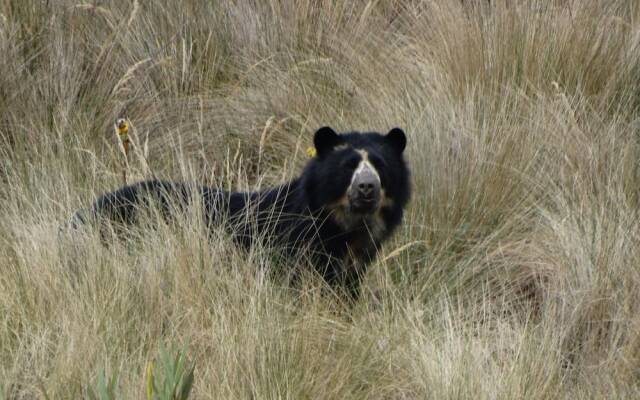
xmin=71 ymin=127 xmax=410 ymax=298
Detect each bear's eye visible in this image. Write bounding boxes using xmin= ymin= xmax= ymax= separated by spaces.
xmin=342 ymin=155 xmax=361 ymax=170
xmin=368 ymin=154 xmax=387 ymax=171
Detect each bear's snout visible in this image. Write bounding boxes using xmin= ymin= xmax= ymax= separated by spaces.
xmin=348 ymin=161 xmax=381 ymax=213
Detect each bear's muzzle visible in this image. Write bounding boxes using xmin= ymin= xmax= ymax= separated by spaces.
xmin=348 ymin=159 xmax=381 ymax=214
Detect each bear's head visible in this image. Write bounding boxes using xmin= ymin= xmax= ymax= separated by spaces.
xmin=303 ymin=126 xmax=410 ymax=234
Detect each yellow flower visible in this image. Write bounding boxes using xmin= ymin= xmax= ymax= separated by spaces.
xmin=115 ymin=118 xmax=129 ymax=137
xmin=115 ymin=118 xmax=131 ymax=161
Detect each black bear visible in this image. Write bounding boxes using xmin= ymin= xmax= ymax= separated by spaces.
xmin=72 ymin=127 xmax=410 ymax=298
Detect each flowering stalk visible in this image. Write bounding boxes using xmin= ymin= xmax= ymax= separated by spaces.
xmin=115 ymin=118 xmax=130 ymax=185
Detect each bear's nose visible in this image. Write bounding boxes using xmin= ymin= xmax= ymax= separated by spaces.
xmin=358 ymin=182 xmax=375 ymax=196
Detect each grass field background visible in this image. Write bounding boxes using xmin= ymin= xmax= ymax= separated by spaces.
xmin=1 ymin=0 xmax=640 ymax=398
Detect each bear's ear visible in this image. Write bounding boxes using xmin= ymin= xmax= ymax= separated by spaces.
xmin=385 ymin=128 xmax=406 ymax=154
xmin=313 ymin=126 xmax=343 ymax=157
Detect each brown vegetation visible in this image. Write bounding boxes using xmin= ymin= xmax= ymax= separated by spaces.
xmin=1 ymin=0 xmax=639 ymax=398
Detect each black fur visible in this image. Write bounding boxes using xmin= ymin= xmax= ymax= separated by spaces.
xmin=72 ymin=127 xmax=411 ymax=298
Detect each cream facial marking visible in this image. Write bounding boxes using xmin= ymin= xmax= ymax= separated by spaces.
xmin=350 ymin=150 xmax=381 ymax=187
xmin=379 ymin=188 xmax=394 ymax=208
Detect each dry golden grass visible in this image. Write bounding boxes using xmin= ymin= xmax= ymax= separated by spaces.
xmin=1 ymin=0 xmax=640 ymax=398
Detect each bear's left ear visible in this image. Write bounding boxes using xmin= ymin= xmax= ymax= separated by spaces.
xmin=314 ymin=126 xmax=343 ymax=157
xmin=385 ymin=128 xmax=406 ymax=154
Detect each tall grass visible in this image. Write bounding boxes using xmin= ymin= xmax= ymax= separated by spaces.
xmin=1 ymin=0 xmax=640 ymax=398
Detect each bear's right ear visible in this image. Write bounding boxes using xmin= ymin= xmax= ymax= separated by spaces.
xmin=313 ymin=126 xmax=343 ymax=157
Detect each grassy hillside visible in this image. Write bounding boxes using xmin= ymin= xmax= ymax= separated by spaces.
xmin=1 ymin=0 xmax=640 ymax=398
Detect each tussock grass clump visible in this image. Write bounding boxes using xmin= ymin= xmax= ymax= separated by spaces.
xmin=1 ymin=0 xmax=640 ymax=398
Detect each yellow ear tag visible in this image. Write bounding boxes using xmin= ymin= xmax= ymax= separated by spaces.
xmin=306 ymin=146 xmax=317 ymax=158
